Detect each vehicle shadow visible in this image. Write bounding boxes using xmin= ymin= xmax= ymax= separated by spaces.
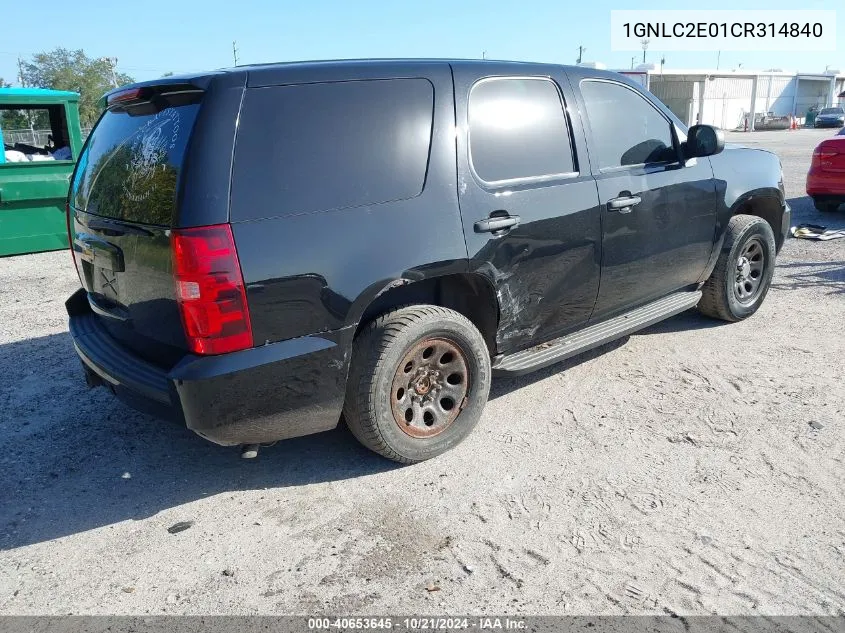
xmin=489 ymin=306 xmax=725 ymax=399
xmin=1 ymin=235 xmax=825 ymax=553
xmin=0 ymin=333 xmax=400 ymax=551
xmin=2 ymin=306 xmax=721 ymax=550
xmin=777 ymin=196 xmax=845 ymax=294
xmin=787 ymin=195 xmax=845 ymax=228
xmin=489 ymin=336 xmax=629 ymax=399
xmin=635 ymin=308 xmax=726 ymax=335
xmin=772 ymin=260 xmax=845 ymax=295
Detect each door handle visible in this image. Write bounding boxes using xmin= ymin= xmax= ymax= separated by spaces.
xmin=474 ymin=214 xmax=521 ymax=234
xmin=607 ymin=196 xmax=642 ymax=213
xmin=74 ymin=233 xmax=125 ymax=272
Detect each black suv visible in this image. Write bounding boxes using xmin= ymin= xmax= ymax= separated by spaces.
xmin=67 ymin=60 xmax=790 ymax=463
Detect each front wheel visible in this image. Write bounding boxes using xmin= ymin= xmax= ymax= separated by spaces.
xmin=698 ymin=215 xmax=776 ymax=322
xmin=343 ymin=305 xmax=491 ymax=463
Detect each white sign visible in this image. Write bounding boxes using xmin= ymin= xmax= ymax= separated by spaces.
xmin=611 ymin=10 xmax=836 ymax=52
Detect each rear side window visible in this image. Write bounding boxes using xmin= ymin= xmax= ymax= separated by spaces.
xmin=579 ymin=80 xmax=675 ymax=170
xmin=71 ymin=94 xmax=201 ymax=226
xmin=468 ymin=77 xmax=575 ymax=184
xmin=231 ymin=78 xmax=434 ymax=221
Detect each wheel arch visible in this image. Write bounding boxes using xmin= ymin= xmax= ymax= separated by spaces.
xmin=731 ymin=188 xmax=786 ymax=252
xmin=350 ymin=273 xmax=500 ymax=356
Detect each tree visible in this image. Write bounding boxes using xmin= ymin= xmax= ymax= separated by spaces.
xmin=1 ymin=78 xmax=38 ymax=131
xmin=0 ymin=108 xmax=39 ymax=131
xmin=19 ymin=48 xmax=134 ymax=127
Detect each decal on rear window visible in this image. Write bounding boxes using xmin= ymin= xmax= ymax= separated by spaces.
xmin=123 ymin=108 xmax=181 ymax=204
xmin=72 ymin=100 xmax=199 ymax=226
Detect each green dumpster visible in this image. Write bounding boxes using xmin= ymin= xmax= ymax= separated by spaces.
xmin=0 ymin=88 xmax=83 ymax=257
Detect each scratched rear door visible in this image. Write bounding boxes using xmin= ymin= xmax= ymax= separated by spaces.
xmin=452 ymin=62 xmax=602 ymax=354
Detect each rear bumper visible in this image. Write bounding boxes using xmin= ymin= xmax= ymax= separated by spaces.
xmin=807 ymin=170 xmax=845 ymax=197
xmin=67 ymin=288 xmax=349 ymax=445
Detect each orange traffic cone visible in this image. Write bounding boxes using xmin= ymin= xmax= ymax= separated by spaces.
xmin=791 ymin=116 xmax=797 ymax=130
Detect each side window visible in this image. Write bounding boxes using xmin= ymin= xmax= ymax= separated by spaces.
xmin=468 ymin=77 xmax=575 ymax=184
xmin=579 ymin=80 xmax=675 ymax=170
xmin=1 ymin=105 xmax=73 ymax=163
xmin=231 ymin=78 xmax=434 ymax=220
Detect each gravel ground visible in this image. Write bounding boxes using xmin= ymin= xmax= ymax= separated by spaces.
xmin=1 ymin=129 xmax=843 ymax=616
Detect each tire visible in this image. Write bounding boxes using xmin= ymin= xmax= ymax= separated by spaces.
xmin=343 ymin=305 xmax=491 ymax=464
xmin=698 ymin=214 xmax=777 ymax=322
xmin=813 ymin=198 xmax=840 ymax=213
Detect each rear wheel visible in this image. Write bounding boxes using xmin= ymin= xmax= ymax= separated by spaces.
xmin=343 ymin=305 xmax=491 ymax=463
xmin=813 ymin=197 xmax=841 ymax=213
xmin=698 ymin=215 xmax=776 ymax=322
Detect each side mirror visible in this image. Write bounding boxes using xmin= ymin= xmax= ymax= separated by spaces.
xmin=685 ymin=124 xmax=725 ymax=159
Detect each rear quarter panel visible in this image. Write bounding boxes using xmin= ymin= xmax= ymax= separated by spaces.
xmin=230 ymin=63 xmax=469 ymax=346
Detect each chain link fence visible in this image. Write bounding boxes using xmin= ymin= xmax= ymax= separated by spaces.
xmin=2 ymin=127 xmax=93 ymax=146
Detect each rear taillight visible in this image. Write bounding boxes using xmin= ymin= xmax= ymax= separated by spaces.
xmin=812 ymin=143 xmax=842 ymax=171
xmin=66 ymin=202 xmax=81 ymax=282
xmin=107 ymin=87 xmax=144 ymax=106
xmin=171 ymin=224 xmax=253 ymax=355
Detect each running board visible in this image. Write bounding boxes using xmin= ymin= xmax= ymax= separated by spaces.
xmin=493 ymin=290 xmax=702 ymax=376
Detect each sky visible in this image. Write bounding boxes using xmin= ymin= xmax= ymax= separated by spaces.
xmin=1 ymin=0 xmax=842 ymax=85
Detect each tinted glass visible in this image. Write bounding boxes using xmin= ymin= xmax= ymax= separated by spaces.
xmin=231 ymin=78 xmax=434 ymax=221
xmin=72 ymin=96 xmax=200 ymax=226
xmin=820 ymin=107 xmax=843 ymax=115
xmin=468 ymin=78 xmax=574 ymax=183
xmin=580 ymin=80 xmax=675 ymax=170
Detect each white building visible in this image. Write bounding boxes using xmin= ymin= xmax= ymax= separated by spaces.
xmin=616 ymin=67 xmax=845 ymax=130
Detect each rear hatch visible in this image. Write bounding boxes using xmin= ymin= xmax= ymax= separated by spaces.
xmin=69 ymin=86 xmax=203 ymax=366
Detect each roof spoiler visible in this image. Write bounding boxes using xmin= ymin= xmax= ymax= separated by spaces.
xmin=98 ymin=74 xmax=221 ymax=109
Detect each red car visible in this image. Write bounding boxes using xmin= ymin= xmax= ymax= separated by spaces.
xmin=807 ymin=135 xmax=845 ymax=212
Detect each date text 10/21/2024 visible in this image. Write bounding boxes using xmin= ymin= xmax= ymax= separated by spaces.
xmin=307 ymin=617 xmax=527 ymax=630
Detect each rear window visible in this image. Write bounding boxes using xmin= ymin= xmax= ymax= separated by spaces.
xmin=71 ymin=94 xmax=200 ymax=226
xmin=231 ymin=78 xmax=434 ymax=221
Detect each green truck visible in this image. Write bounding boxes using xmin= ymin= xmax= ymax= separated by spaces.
xmin=0 ymin=88 xmax=83 ymax=256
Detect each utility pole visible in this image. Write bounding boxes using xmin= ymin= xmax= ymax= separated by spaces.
xmin=17 ymin=56 xmax=26 ymax=87
xmin=482 ymin=50 xmax=487 ymax=60
xmin=108 ymin=57 xmax=119 ymax=87
xmin=232 ymin=41 xmax=239 ymax=66
xmin=98 ymin=57 xmax=119 ymax=88
xmin=577 ymin=45 xmax=586 ymax=64
xmin=716 ymin=50 xmax=721 ymax=71
xmin=631 ymin=57 xmax=635 ymax=70
xmin=641 ymin=39 xmax=650 ymax=64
